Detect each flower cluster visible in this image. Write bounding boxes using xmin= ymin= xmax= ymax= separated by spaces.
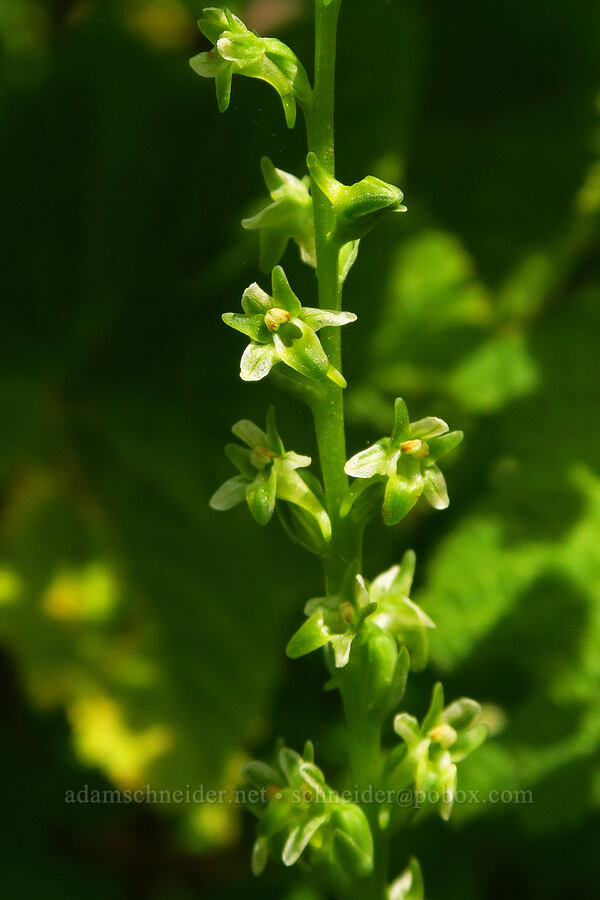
xmin=386 ymin=683 xmax=488 ymax=822
xmin=190 ymin=7 xmax=311 ymax=128
xmin=210 ymin=407 xmax=332 ymax=540
xmin=242 ymin=157 xmax=316 ymax=271
xmin=223 ymin=266 xmax=356 ymax=386
xmin=343 ymin=397 xmax=464 ymax=525
xmin=244 ymin=741 xmax=373 ymax=893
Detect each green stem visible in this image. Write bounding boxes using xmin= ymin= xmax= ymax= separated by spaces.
xmin=306 ymin=3 xmax=388 ymax=898
xmin=307 ymin=0 xmax=355 ymax=595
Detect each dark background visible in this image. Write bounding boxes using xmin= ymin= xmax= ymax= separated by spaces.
xmin=1 ymin=0 xmax=600 ymax=897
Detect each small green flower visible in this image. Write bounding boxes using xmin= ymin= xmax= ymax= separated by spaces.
xmin=223 ymin=266 xmax=356 ymax=387
xmin=389 ymin=858 xmax=425 ymax=900
xmin=307 ymin=151 xmax=406 ymax=243
xmin=244 ymin=741 xmax=373 ymax=883
xmin=286 ymin=564 xmax=376 ymax=667
xmin=388 ymin=683 xmax=488 ymax=821
xmin=242 ymin=157 xmax=316 ymax=272
xmin=343 ymin=397 xmax=463 ymax=525
xmin=210 ymin=407 xmax=331 ymax=540
xmin=287 ymin=552 xmax=433 ymax=673
xmin=369 ymin=550 xmax=435 ymax=672
xmin=190 ymin=8 xmax=311 ymax=128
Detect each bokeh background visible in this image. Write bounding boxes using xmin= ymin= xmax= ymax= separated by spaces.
xmin=2 ymin=0 xmax=600 ymax=896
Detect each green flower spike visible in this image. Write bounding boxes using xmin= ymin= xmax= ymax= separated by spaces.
xmin=286 ymin=564 xmax=377 ymax=667
xmin=244 ymin=741 xmax=373 ymax=884
xmin=190 ymin=8 xmax=312 ymax=128
xmin=343 ymin=397 xmax=464 ymax=526
xmin=242 ymin=157 xmax=316 ymax=272
xmin=389 ymin=858 xmax=425 ymax=900
xmin=223 ymin=266 xmax=356 ymax=387
xmin=369 ymin=550 xmax=435 ymax=673
xmin=210 ymin=407 xmax=332 ymax=540
xmin=307 ymin=151 xmax=406 ymax=243
xmin=389 ymin=683 xmax=488 ymax=821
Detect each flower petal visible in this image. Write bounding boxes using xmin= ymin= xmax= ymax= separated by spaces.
xmin=231 ymin=420 xmax=268 ymax=449
xmin=282 ymin=815 xmax=328 ymax=867
xmin=423 ymin=465 xmax=449 ymax=510
xmin=222 ymin=312 xmax=267 ymax=342
xmin=427 ymin=429 xmax=464 ymax=463
xmin=258 ymin=228 xmax=289 ymax=272
xmin=382 ymin=470 xmax=424 ymax=525
xmin=240 ymin=342 xmax=278 ymax=381
xmin=251 ymin=836 xmax=269 ymax=876
xmin=271 ymin=266 xmax=302 ymax=315
xmin=283 ymin=451 xmax=312 ymax=470
xmin=246 ymin=468 xmax=277 ymax=525
xmin=331 ymin=633 xmax=354 ymax=668
xmin=422 ymin=682 xmax=445 ymax=733
xmin=388 ymin=858 xmax=424 ymax=900
xmin=224 ymin=443 xmax=255 ymax=478
xmin=301 ymin=308 xmax=357 ymax=331
xmin=276 ymin=468 xmax=332 ymax=541
xmin=393 ymin=712 xmax=422 ymax=745
xmin=273 ymin=320 xmax=329 ymax=381
xmin=409 ymin=416 xmax=449 ymax=439
xmin=339 ymin=240 xmax=360 ymax=284
xmin=286 ymin=610 xmax=333 ymax=659
xmin=391 ymin=397 xmax=410 ymax=443
xmin=209 ymin=475 xmax=249 ymax=511
xmin=215 ymin=61 xmax=233 ymax=112
xmin=241 ymin=282 xmax=272 ymax=315
xmin=442 ymin=698 xmax=482 ymax=731
xmin=345 ymin=440 xmax=390 ymax=478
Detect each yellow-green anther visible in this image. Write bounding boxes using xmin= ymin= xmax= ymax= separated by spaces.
xmin=250 ymin=447 xmax=273 ymax=469
xmin=401 ymin=439 xmax=429 ymax=459
xmin=339 ymin=601 xmax=356 ymax=625
xmin=428 ymin=723 xmax=458 ymax=749
xmin=265 ymin=308 xmax=291 ymax=332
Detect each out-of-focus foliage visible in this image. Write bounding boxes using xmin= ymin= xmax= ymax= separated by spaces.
xmin=1 ymin=0 xmax=600 ymax=898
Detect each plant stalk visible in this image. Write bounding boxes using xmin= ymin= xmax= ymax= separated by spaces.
xmin=307 ymin=3 xmax=387 ymax=897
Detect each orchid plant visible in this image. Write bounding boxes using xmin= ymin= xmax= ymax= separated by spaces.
xmin=192 ymin=4 xmax=487 ymax=897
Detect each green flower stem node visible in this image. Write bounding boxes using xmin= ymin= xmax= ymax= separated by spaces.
xmin=223 ymin=265 xmax=355 ymax=386
xmin=190 ymin=8 xmax=312 ymax=128
xmin=210 ymin=406 xmax=332 ymax=540
xmin=307 ymin=151 xmax=406 ymax=243
xmin=344 ymin=397 xmax=464 ymax=525
xmin=287 ymin=552 xmax=434 ymax=675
